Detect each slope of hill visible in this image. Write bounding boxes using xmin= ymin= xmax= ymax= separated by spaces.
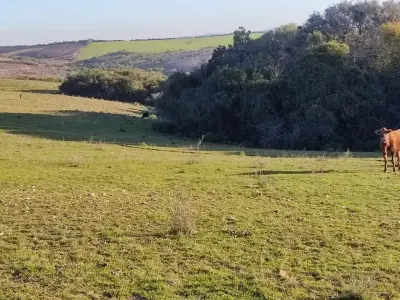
xmin=0 ymin=58 xmax=69 ymax=79
xmin=0 ymin=42 xmax=86 ymax=80
xmin=0 ymin=41 xmax=86 ymax=61
xmin=77 ymin=48 xmax=215 ymax=75
xmin=0 ymin=33 xmax=264 ymax=78
xmin=76 ymin=33 xmax=264 ymax=61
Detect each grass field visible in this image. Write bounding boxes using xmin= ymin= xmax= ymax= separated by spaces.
xmin=76 ymin=34 xmax=264 ymax=61
xmin=1 ymin=80 xmax=400 ymax=299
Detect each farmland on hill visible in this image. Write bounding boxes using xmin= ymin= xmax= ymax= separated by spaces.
xmin=0 ymin=59 xmax=70 ymax=80
xmin=0 ymin=41 xmax=86 ymax=80
xmin=0 ymin=79 xmax=399 ymax=299
xmin=75 ymin=33 xmax=264 ymax=61
xmin=0 ymin=41 xmax=86 ymax=61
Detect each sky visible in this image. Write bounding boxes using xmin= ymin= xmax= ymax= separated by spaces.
xmin=1 ymin=0 xmax=342 ymax=46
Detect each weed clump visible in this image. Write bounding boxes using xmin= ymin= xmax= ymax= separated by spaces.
xmin=170 ymin=195 xmax=196 ymax=235
xmin=331 ymin=278 xmax=375 ymax=300
xmin=341 ymin=149 xmax=353 ymax=159
xmin=186 ymin=153 xmax=201 ymax=165
xmin=331 ymin=291 xmax=365 ymax=300
xmin=65 ymin=154 xmax=86 ymax=167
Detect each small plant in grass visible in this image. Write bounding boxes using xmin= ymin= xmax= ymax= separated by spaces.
xmin=253 ymin=155 xmax=266 ymax=169
xmin=341 ymin=149 xmax=353 ymax=159
xmin=196 ymin=134 xmax=204 ymax=150
xmin=87 ymin=136 xmax=95 ymax=143
xmin=65 ymin=154 xmax=86 ymax=167
xmin=257 ymin=173 xmax=268 ymax=188
xmin=139 ymin=142 xmax=147 ymax=148
xmin=316 ymin=154 xmax=327 ymax=161
xmin=86 ymin=136 xmax=106 ymax=149
xmin=331 ymin=291 xmax=366 ymax=300
xmin=186 ymin=153 xmax=201 ymax=165
xmin=314 ymin=155 xmax=328 ymax=174
xmin=170 ymin=195 xmax=196 ymax=235
xmin=184 ymin=146 xmax=201 ymax=164
xmin=185 ymin=145 xmax=194 ymax=151
xmin=332 ymin=278 xmax=375 ymax=300
xmin=88 ymin=138 xmax=106 ymax=150
xmin=94 ymin=139 xmax=107 ymax=151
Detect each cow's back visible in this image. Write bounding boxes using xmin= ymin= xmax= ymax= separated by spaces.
xmin=387 ymin=130 xmax=400 ymax=151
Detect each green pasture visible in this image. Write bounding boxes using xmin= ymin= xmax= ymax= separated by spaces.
xmin=0 ymin=80 xmax=398 ymax=300
xmin=76 ymin=33 xmax=264 ymax=61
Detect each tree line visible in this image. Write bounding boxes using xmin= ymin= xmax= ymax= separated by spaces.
xmin=154 ymin=0 xmax=400 ymax=151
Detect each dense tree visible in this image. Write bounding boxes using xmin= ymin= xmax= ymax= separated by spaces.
xmin=381 ymin=21 xmax=400 ymax=69
xmin=155 ymin=0 xmax=400 ymax=151
xmin=379 ymin=21 xmax=400 ymax=120
xmin=282 ymin=41 xmax=385 ymax=150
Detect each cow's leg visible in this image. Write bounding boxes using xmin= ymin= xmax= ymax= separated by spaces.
xmin=392 ymin=152 xmax=396 ymax=172
xmin=397 ymin=151 xmax=400 ymax=171
xmin=383 ymin=152 xmax=388 ymax=172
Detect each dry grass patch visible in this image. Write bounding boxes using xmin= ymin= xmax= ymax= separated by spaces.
xmin=64 ymin=153 xmax=86 ymax=167
xmin=169 ymin=194 xmax=196 ymax=235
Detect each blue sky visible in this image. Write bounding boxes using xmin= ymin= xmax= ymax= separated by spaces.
xmin=1 ymin=0 xmax=340 ymax=46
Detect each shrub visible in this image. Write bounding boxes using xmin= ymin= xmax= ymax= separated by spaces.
xmin=59 ymin=68 xmax=166 ymax=105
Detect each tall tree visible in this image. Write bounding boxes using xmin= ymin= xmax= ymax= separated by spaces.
xmin=233 ymin=26 xmax=252 ymax=47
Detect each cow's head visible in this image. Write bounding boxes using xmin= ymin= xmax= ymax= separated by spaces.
xmin=375 ymin=127 xmax=392 ymax=136
xmin=375 ymin=127 xmax=393 ymax=145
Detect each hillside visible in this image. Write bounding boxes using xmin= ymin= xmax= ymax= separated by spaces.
xmin=76 ymin=48 xmax=215 ymax=75
xmin=0 ymin=41 xmax=86 ymax=61
xmin=0 ymin=33 xmax=264 ymax=78
xmin=0 ymin=79 xmax=399 ymax=299
xmin=0 ymin=41 xmax=86 ymax=80
xmin=75 ymin=33 xmax=264 ymax=61
xmin=0 ymin=58 xmax=70 ymax=80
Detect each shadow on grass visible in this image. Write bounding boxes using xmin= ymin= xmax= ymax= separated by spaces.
xmin=238 ymin=170 xmax=336 ymax=176
xmin=129 ymin=232 xmax=169 ymax=239
xmin=0 ymin=110 xmax=385 ymax=156
xmin=21 ymin=89 xmax=61 ymax=95
xmin=227 ymin=150 xmax=380 ymax=159
xmin=0 ymin=111 xmax=177 ymax=147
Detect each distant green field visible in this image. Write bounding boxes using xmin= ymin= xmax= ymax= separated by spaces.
xmin=76 ymin=33 xmax=264 ymax=61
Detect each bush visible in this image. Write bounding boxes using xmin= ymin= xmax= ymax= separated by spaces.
xmin=59 ymin=68 xmax=166 ymax=105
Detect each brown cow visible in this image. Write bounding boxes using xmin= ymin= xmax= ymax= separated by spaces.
xmin=375 ymin=127 xmax=400 ymax=172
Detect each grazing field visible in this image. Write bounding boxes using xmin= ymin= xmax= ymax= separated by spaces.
xmin=76 ymin=34 xmax=264 ymax=61
xmin=1 ymin=80 xmax=400 ymax=299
